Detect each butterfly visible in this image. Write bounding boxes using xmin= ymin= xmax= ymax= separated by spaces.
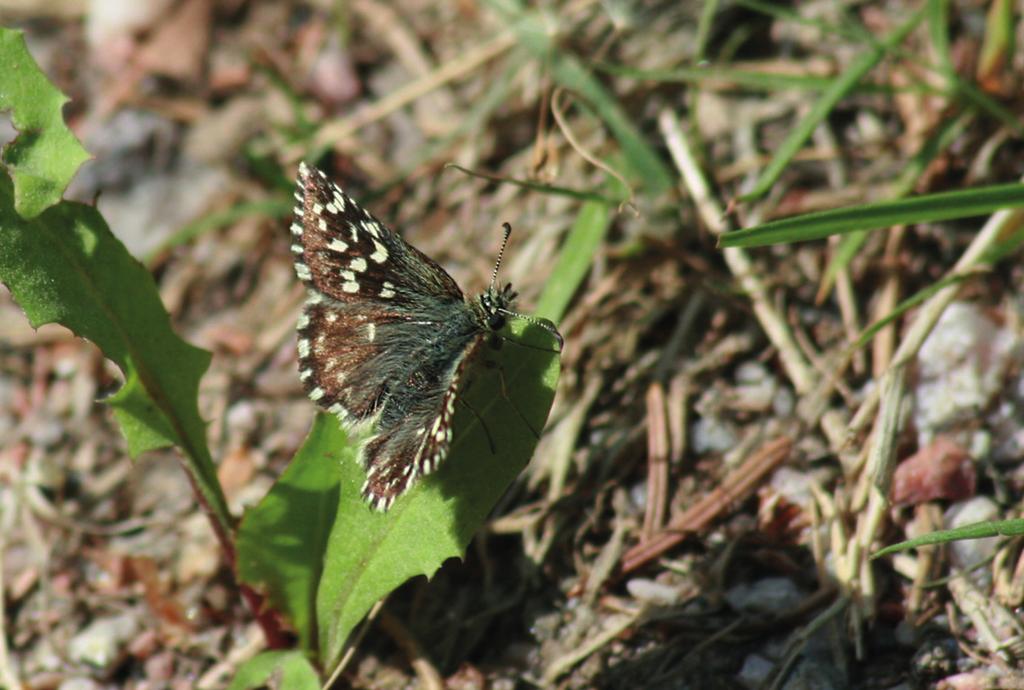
xmin=289 ymin=163 xmax=560 ymax=510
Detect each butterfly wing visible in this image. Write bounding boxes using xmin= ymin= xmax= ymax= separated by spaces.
xmin=291 ymin=163 xmax=464 ymax=308
xmin=291 ymin=163 xmax=467 ymax=424
xmin=358 ymin=336 xmax=485 ymax=511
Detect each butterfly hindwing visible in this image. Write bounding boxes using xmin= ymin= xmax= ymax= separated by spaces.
xmin=359 ymin=337 xmax=484 ymax=511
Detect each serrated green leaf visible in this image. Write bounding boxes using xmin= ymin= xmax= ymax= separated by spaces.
xmin=227 ymin=650 xmax=320 ymax=690
xmin=0 ymin=169 xmax=230 ymax=531
xmin=0 ymin=28 xmax=90 ymax=219
xmin=236 ymin=419 xmax=344 ymax=651
xmin=316 ymin=318 xmax=560 ymax=668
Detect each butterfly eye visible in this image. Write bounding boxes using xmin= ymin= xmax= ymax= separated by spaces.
xmin=488 ymin=312 xmax=506 ymax=331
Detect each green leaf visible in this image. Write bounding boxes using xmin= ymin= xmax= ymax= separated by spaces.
xmin=720 ymin=182 xmax=1024 ymax=248
xmin=0 ymin=170 xmax=230 ymax=532
xmin=316 ymin=318 xmax=560 ymax=668
xmin=236 ymin=419 xmax=344 ymax=651
xmin=873 ymin=518 xmax=1024 ymax=559
xmin=0 ymin=28 xmax=90 ymax=219
xmin=227 ymin=651 xmax=320 ymax=690
xmin=534 ymin=200 xmax=610 ymax=324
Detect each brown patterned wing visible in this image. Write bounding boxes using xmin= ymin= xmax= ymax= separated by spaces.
xmin=358 ymin=337 xmax=485 ymax=511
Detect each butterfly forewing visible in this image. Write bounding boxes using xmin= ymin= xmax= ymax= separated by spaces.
xmin=292 ymin=164 xmax=464 ymax=306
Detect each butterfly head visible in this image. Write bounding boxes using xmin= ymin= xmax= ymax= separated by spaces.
xmin=479 ymin=282 xmax=518 ymax=332
xmin=479 ymin=222 xmax=563 ymax=350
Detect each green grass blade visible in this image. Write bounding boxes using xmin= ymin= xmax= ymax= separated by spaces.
xmin=819 ymin=111 xmax=970 ymax=297
xmin=512 ymin=13 xmax=673 ymax=195
xmin=720 ymin=183 xmax=1024 ymax=248
xmin=739 ymin=7 xmax=926 ymax=201
xmin=534 ymin=200 xmax=610 ymax=324
xmin=148 ymin=197 xmax=293 ymax=263
xmin=873 ymin=518 xmax=1024 ymax=558
xmin=595 ymin=63 xmax=910 ymax=95
xmin=444 ymin=164 xmax=624 ymax=206
xmin=852 ymin=271 xmax=975 ymax=351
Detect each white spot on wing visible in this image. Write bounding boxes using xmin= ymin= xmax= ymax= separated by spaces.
xmin=294 ymin=263 xmax=311 ymax=281
xmin=309 ymin=387 xmax=325 ymax=401
xmin=342 ymin=281 xmax=359 ymax=293
xmin=350 ymin=257 xmax=367 ymax=272
xmin=366 ymin=323 xmax=376 ymax=342
xmin=329 ymin=239 xmax=349 ymax=252
xmin=380 ymin=281 xmax=396 ymax=299
xmin=370 ymin=239 xmax=388 ymax=263
xmin=297 ymin=339 xmax=310 ymax=357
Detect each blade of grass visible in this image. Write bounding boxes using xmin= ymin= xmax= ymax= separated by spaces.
xmin=510 ymin=12 xmax=673 ymax=195
xmin=873 ymin=518 xmax=1024 ymax=558
xmin=444 ymin=164 xmax=624 ymax=206
xmin=721 ymin=183 xmax=1024 ymax=248
xmin=819 ymin=110 xmax=971 ymax=298
xmin=738 ymin=7 xmax=926 ymax=201
xmin=534 ymin=200 xmax=610 ymax=324
xmin=147 ymin=197 xmax=293 ymax=263
xmin=595 ymin=63 xmax=911 ymax=95
xmin=852 ymin=270 xmax=979 ymax=351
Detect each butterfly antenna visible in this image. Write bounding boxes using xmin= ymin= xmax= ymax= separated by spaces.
xmin=490 ymin=222 xmax=513 ymax=290
xmin=491 ymin=221 xmax=564 ymax=350
xmin=497 ymin=307 xmax=564 ymax=350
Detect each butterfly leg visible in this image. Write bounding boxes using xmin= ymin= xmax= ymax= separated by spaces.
xmin=480 ymin=359 xmax=542 ymax=440
xmin=456 ymin=395 xmax=496 ymax=454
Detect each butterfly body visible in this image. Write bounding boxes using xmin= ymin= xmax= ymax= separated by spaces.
xmin=290 ymin=163 xmax=516 ymax=511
